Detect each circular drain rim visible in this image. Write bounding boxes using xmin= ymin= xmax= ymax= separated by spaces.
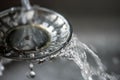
xmin=0 ymin=6 xmax=72 ymax=60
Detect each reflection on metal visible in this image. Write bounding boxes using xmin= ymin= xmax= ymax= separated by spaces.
xmin=0 ymin=1 xmax=72 ymax=60
xmin=0 ymin=0 xmax=72 ymax=78
xmin=0 ymin=1 xmax=119 ymax=80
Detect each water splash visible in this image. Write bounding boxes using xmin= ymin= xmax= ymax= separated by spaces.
xmin=0 ymin=34 xmax=119 ymax=80
xmin=59 ymin=34 xmax=118 ymax=80
xmin=0 ymin=0 xmax=118 ymax=79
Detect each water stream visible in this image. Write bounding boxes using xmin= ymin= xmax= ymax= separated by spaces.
xmin=0 ymin=0 xmax=119 ymax=79
xmin=59 ymin=34 xmax=118 ymax=80
xmin=0 ymin=34 xmax=119 ymax=80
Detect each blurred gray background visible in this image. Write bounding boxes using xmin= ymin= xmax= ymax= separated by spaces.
xmin=0 ymin=0 xmax=120 ymax=80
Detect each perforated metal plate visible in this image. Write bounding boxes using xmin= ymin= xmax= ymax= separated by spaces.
xmin=0 ymin=6 xmax=72 ymax=60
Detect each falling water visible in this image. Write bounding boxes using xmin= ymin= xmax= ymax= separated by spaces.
xmin=17 ymin=1 xmax=118 ymax=79
xmin=0 ymin=0 xmax=119 ymax=79
xmin=59 ymin=34 xmax=118 ymax=80
xmin=26 ymin=63 xmax=36 ymax=79
xmin=0 ymin=34 xmax=119 ymax=80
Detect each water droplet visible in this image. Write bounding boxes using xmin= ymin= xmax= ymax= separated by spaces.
xmin=26 ymin=71 xmax=36 ymax=79
xmin=0 ymin=66 xmax=4 ymax=71
xmin=30 ymin=53 xmax=35 ymax=58
xmin=29 ymin=63 xmax=34 ymax=69
xmin=29 ymin=71 xmax=36 ymax=78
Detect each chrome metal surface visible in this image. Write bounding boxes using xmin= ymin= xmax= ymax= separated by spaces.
xmin=0 ymin=6 xmax=72 ymax=60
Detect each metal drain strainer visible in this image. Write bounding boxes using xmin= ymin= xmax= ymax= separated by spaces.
xmin=0 ymin=0 xmax=72 ymax=60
